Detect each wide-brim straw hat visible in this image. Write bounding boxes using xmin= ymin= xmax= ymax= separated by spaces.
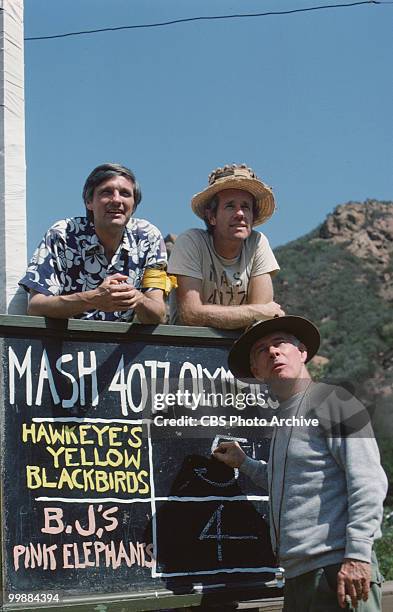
xmin=191 ymin=164 xmax=276 ymax=227
xmin=228 ymin=315 xmax=321 ymax=381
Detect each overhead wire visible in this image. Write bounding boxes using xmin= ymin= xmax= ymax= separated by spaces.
xmin=24 ymin=1 xmax=387 ymax=42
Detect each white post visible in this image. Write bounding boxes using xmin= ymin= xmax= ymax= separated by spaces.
xmin=0 ymin=0 xmax=27 ymax=314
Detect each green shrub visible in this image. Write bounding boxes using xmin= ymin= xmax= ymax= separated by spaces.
xmin=374 ymin=507 xmax=393 ymax=580
xmin=380 ymin=322 xmax=393 ymax=343
xmin=274 ymin=240 xmax=391 ymax=383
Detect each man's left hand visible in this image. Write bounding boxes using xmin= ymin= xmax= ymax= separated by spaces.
xmin=337 ymin=558 xmax=371 ymax=609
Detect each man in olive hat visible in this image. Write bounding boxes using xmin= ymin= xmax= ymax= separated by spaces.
xmin=168 ymin=164 xmax=284 ymax=328
xmin=214 ymin=315 xmax=387 ymax=611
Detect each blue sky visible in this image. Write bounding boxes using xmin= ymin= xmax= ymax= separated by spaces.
xmin=24 ymin=0 xmax=392 ymax=255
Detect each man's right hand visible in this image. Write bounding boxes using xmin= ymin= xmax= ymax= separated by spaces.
xmin=337 ymin=559 xmax=371 ymax=609
xmin=213 ymin=441 xmax=246 ymax=468
xmin=250 ymin=301 xmax=285 ymax=320
xmin=87 ymin=273 xmax=138 ymax=312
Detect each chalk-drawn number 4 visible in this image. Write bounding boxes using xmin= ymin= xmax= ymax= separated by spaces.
xmin=199 ymin=504 xmax=257 ymax=562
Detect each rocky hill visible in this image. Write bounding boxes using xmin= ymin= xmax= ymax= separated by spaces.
xmin=273 ymin=200 xmax=392 ymax=385
xmin=319 ymin=200 xmax=393 ymax=299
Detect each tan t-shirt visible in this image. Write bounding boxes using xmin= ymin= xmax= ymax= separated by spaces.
xmin=168 ymin=229 xmax=279 ymax=324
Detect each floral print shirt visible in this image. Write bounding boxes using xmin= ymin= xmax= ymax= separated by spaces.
xmin=19 ymin=216 xmax=167 ymax=321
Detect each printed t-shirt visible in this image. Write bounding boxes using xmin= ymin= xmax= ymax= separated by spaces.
xmin=167 ymin=228 xmax=279 ymax=324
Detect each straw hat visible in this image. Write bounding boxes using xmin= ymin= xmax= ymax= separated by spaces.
xmin=191 ymin=164 xmax=276 ymax=227
xmin=228 ymin=315 xmax=321 ymax=381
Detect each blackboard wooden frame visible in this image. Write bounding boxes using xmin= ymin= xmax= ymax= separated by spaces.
xmin=0 ymin=315 xmax=282 ymax=611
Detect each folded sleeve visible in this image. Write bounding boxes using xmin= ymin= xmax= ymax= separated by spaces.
xmin=18 ymin=225 xmax=69 ymax=296
xmin=251 ymin=232 xmax=280 ymax=277
xmin=324 ymin=395 xmax=388 ymax=562
xmin=143 ymin=222 xmax=168 ymax=271
xmin=167 ymin=230 xmax=204 ymax=280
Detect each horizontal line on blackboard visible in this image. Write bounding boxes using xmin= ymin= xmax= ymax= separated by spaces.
xmin=35 ymin=496 xmax=153 ymax=503
xmin=35 ymin=495 xmax=269 ymax=503
xmin=32 ymin=417 xmax=144 ymax=423
xmin=153 ymin=566 xmax=278 ymax=578
xmin=159 ymin=495 xmax=269 ymax=502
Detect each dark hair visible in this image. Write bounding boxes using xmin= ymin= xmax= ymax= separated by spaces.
xmin=82 ymin=163 xmax=142 ymax=221
xmin=204 ymin=195 xmax=219 ymax=234
xmin=204 ymin=193 xmax=257 ymax=234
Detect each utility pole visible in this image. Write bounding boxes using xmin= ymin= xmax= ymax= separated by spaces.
xmin=0 ymin=0 xmax=27 ymax=314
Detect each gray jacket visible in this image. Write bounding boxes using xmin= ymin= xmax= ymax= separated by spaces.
xmin=240 ymin=383 xmax=388 ymax=579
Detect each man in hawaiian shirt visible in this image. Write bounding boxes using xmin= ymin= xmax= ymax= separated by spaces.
xmin=19 ymin=163 xmax=168 ymax=322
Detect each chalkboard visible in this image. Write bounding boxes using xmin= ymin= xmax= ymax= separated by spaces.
xmin=0 ymin=315 xmax=282 ymax=610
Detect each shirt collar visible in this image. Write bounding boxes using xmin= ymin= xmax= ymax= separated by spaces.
xmin=84 ymin=219 xmax=134 ymax=255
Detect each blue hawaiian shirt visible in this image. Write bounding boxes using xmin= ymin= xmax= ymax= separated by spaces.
xmin=19 ymin=216 xmax=167 ymax=321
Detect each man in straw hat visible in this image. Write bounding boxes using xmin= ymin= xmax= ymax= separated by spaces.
xmin=214 ymin=315 xmax=387 ymax=611
xmin=168 ymin=164 xmax=284 ymax=328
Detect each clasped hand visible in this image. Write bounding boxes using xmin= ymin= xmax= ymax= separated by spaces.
xmin=93 ymin=273 xmax=144 ymax=312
